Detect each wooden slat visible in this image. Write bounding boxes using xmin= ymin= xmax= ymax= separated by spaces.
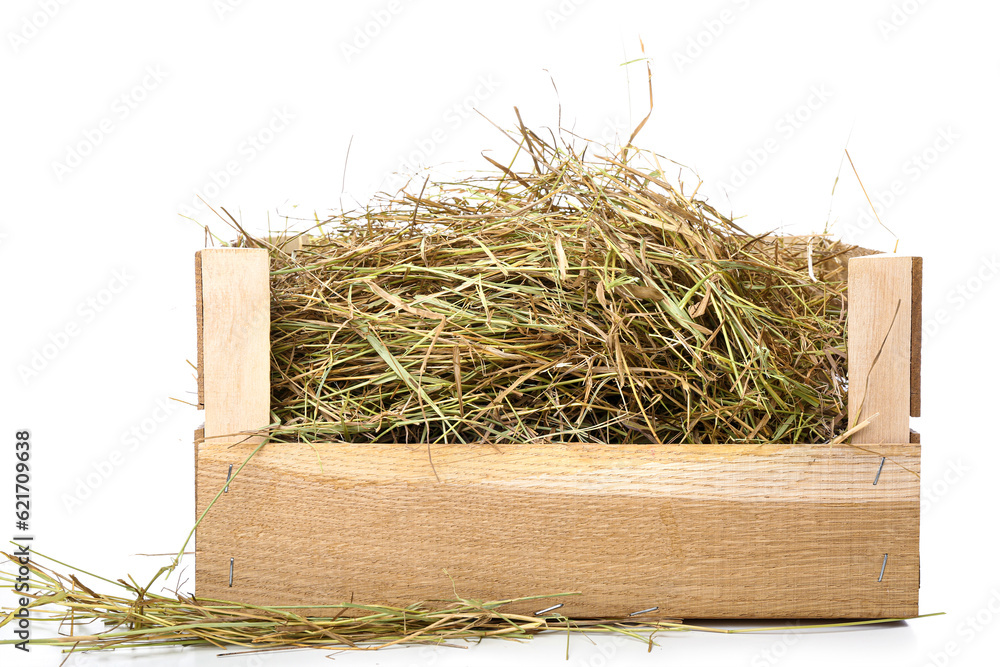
xmin=847 ymin=255 xmax=918 ymax=444
xmin=196 ymin=441 xmax=919 ymax=618
xmin=271 ymin=234 xmax=312 ymax=253
xmin=910 ymin=257 xmax=923 ymax=417
xmin=195 ymin=249 xmax=270 ymax=446
xmin=195 ymin=251 xmax=203 ymax=408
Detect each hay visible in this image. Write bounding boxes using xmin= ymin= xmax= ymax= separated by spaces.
xmin=0 ymin=550 xmax=676 ymax=653
xmin=0 ymin=550 xmax=928 ymax=655
xmin=249 ymin=124 xmax=863 ymax=446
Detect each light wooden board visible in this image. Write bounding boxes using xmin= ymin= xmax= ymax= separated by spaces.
xmin=194 ymin=249 xmax=921 ymax=618
xmin=195 ymin=249 xmax=270 ymax=446
xmin=910 ymin=257 xmax=923 ymax=417
xmin=847 ymin=255 xmax=919 ymax=444
xmin=264 ymin=234 xmax=313 ymax=253
xmin=195 ymin=441 xmax=919 ymax=618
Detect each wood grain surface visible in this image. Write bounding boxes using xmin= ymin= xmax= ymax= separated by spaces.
xmin=195 ymin=441 xmax=919 ymax=618
xmin=195 ymin=248 xmax=270 ymax=446
xmin=910 ymin=257 xmax=923 ymax=417
xmin=847 ymin=255 xmax=919 ymax=444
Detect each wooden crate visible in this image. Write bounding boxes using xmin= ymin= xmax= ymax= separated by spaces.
xmin=194 ymin=250 xmax=921 ymax=619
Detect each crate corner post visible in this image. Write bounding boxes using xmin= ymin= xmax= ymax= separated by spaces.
xmin=847 ymin=253 xmax=922 ymax=441
xmin=847 ymin=252 xmax=923 ymax=617
xmin=194 ymin=248 xmax=270 ymax=600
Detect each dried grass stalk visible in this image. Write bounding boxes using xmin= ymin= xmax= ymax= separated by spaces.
xmin=250 ymin=125 xmax=863 ymax=445
xmin=0 ymin=551 xmax=927 ymax=655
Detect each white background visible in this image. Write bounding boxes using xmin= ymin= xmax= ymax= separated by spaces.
xmin=2 ymin=1 xmax=998 ymax=665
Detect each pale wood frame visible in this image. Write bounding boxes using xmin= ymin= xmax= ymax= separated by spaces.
xmin=194 ymin=249 xmax=922 ymax=618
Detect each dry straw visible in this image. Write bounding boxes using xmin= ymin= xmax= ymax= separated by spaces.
xmin=250 ymin=122 xmax=865 ymax=446
xmin=1 ymin=550 xmax=930 ymax=655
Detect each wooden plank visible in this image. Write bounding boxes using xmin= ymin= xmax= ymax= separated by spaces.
xmin=274 ymin=234 xmax=312 ymax=253
xmin=910 ymin=257 xmax=923 ymax=417
xmin=195 ymin=251 xmax=204 ymax=409
xmin=847 ymin=255 xmax=918 ymax=444
xmin=195 ymin=249 xmax=270 ymax=446
xmin=819 ymin=244 xmax=879 ymax=281
xmin=196 ymin=441 xmax=919 ymax=618
xmin=254 ymin=234 xmax=313 ymax=253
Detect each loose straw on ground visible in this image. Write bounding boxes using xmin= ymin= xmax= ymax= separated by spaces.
xmin=0 ymin=550 xmax=938 ymax=656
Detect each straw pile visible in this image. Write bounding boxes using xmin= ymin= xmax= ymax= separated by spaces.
xmin=256 ymin=125 xmax=862 ymax=446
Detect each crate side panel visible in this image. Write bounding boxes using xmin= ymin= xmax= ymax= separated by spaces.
xmin=195 ymin=442 xmax=919 ymax=618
